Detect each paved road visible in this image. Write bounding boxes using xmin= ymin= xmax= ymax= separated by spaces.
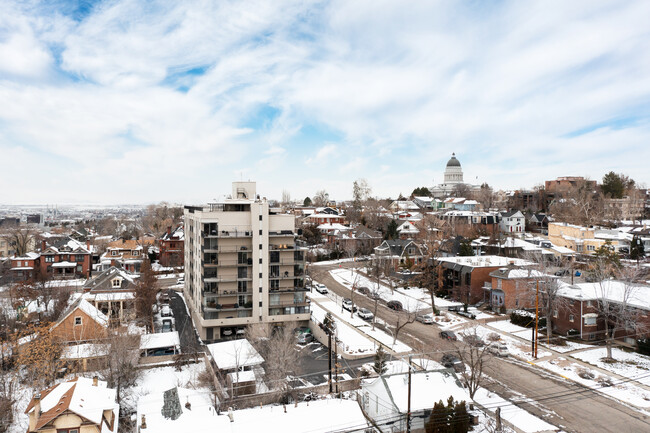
xmin=298 ymin=340 xmax=373 ymax=386
xmin=167 ymin=289 xmax=202 ymax=353
xmin=310 ymin=263 xmax=650 ymax=433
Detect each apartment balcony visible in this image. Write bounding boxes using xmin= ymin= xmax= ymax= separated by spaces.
xmin=268 ymin=258 xmax=295 ymax=265
xmin=202 ymin=245 xmax=251 ymax=253
xmin=269 ymin=272 xmax=296 ymax=280
xmin=201 ymin=305 xmax=253 ymax=320
xmin=203 ymin=289 xmax=252 ymax=298
xmin=269 ymin=230 xmax=295 ymax=237
xmin=269 ymin=286 xmax=309 ymax=293
xmin=268 ymin=305 xmax=311 ymax=315
xmin=269 ymin=244 xmax=297 ymax=251
xmin=216 ymin=229 xmax=253 ymax=238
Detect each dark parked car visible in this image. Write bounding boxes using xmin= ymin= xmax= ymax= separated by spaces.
xmin=457 ymin=311 xmax=476 ymax=319
xmin=440 ymin=330 xmax=457 ymax=341
xmin=356 ymin=286 xmax=370 ymax=296
xmin=387 ymin=300 xmax=403 ymax=311
xmin=441 ymin=354 xmax=465 ymax=372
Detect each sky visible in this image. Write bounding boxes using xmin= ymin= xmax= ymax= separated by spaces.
xmin=1 ymin=0 xmax=649 ymax=205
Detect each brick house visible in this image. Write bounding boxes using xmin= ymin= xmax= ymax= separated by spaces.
xmin=374 ymin=240 xmax=424 ymax=270
xmin=50 ymin=298 xmax=109 ymax=343
xmin=100 ymin=239 xmax=153 ymax=273
xmin=555 ymin=280 xmax=650 ymax=342
xmin=158 ymin=225 xmax=184 ymax=267
xmin=435 ymin=256 xmax=532 ymax=305
xmin=25 ymin=377 xmax=118 ymax=433
xmin=488 ymin=267 xmax=557 ymax=311
xmin=39 ymin=238 xmax=92 ymax=279
xmin=9 ymin=252 xmax=41 ymax=280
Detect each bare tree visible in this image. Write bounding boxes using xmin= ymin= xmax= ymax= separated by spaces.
xmin=248 ymin=322 xmax=303 ymax=401
xmin=368 ymin=261 xmax=384 ymax=331
xmin=1 ymin=225 xmax=38 ymax=257
xmin=16 ymin=324 xmax=63 ymax=389
xmin=392 ymin=307 xmax=417 ymax=345
xmin=591 ymin=263 xmax=644 ymax=360
xmin=456 ymin=326 xmax=491 ymax=399
xmin=525 ymin=252 xmax=569 ymax=344
xmin=312 ymin=190 xmax=330 ymax=207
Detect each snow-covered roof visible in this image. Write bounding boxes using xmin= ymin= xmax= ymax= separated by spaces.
xmin=317 ymin=223 xmax=350 ymax=231
xmin=61 ymin=343 xmax=110 ymax=359
xmin=437 ymin=255 xmax=532 ymax=268
xmin=52 ymin=261 xmax=77 ymax=268
xmin=140 ymin=331 xmax=181 ymax=350
xmin=25 ymin=377 xmax=118 ymax=432
xmin=365 ymin=370 xmax=469 ymax=413
xmin=85 ymin=292 xmax=135 ymax=302
xmin=206 ymin=339 xmax=264 ymax=370
xmin=228 ymin=370 xmax=256 ymax=383
xmin=137 ymin=387 xmax=215 ymax=433
xmin=490 ymin=268 xmax=554 ymax=280
xmin=558 ymin=280 xmax=650 ymax=310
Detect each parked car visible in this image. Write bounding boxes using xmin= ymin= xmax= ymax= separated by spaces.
xmin=457 ymin=310 xmax=476 ymax=319
xmin=160 ymin=305 xmax=173 ymax=317
xmin=357 ymin=308 xmax=374 ymax=320
xmin=342 ymin=298 xmax=358 ymax=312
xmin=159 ymin=292 xmax=170 ymax=304
xmin=356 ymin=286 xmax=370 ymax=296
xmin=439 ymin=330 xmax=457 ymax=341
xmin=296 ymin=332 xmax=314 ymax=344
xmin=416 ymin=314 xmax=434 ymax=324
xmin=464 ymin=335 xmax=485 ymax=347
xmin=387 ymin=300 xmax=403 ymax=311
xmin=441 ymin=354 xmax=464 ymax=372
xmin=294 ymin=326 xmax=312 ymax=335
xmin=315 ymin=283 xmax=328 ymax=294
xmin=488 ymin=343 xmax=509 ymax=357
xmin=161 ymin=318 xmax=174 ymax=333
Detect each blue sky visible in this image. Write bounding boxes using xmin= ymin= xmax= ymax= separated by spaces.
xmin=1 ymin=0 xmax=649 ymax=204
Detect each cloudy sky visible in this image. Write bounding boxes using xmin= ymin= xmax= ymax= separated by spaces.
xmin=1 ymin=0 xmax=649 ymax=205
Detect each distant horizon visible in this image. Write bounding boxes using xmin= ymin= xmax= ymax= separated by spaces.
xmin=1 ymin=1 xmax=648 ymax=204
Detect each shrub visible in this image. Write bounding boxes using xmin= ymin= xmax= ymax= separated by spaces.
xmin=577 ymin=368 xmax=595 ymax=380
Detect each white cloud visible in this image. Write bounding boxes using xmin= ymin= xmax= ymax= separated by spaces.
xmin=0 ymin=0 xmax=649 ymax=203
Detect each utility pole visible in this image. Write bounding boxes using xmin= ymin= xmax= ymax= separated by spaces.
xmin=334 ymin=336 xmax=339 ymax=395
xmin=406 ymin=355 xmax=412 ymax=433
xmin=535 ymin=280 xmax=539 ymax=359
xmin=328 ymin=331 xmax=333 ymax=394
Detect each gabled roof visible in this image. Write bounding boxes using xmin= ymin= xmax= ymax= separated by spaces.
xmin=25 ymin=377 xmax=118 ymax=431
xmin=83 ymin=266 xmax=136 ymax=292
xmin=54 ymin=297 xmax=109 ymax=330
xmin=161 ymin=225 xmax=184 ymax=241
xmin=500 ymin=210 xmax=524 ymax=218
xmin=206 ymin=339 xmax=264 ymax=370
xmin=375 ymin=239 xmax=421 ymax=256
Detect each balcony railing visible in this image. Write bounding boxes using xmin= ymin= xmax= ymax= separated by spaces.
xmin=269 ymin=300 xmax=310 ymax=307
xmin=269 ymin=230 xmax=295 ymax=236
xmin=216 ymin=229 xmax=252 ymax=238
xmin=202 ymin=246 xmax=251 ymax=253
xmin=201 ymin=305 xmax=253 ymax=320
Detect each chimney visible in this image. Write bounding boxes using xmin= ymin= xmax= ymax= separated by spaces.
xmin=141 ymin=414 xmax=147 ymax=429
xmin=92 ymin=376 xmax=98 ymax=387
xmin=41 ymin=240 xmax=46 ymax=251
xmin=167 ymin=226 xmax=172 ymax=237
xmin=29 ymin=393 xmax=42 ymax=431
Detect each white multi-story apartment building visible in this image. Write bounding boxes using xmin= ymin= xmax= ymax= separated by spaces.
xmin=184 ymin=181 xmax=309 ymax=341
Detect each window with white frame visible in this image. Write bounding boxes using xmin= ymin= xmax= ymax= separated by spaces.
xmin=569 ymin=314 xmax=574 ymax=322
xmin=553 ymin=309 xmax=558 ymax=318
xmin=111 ymin=278 xmax=121 ymax=288
xmin=74 ymin=317 xmax=82 ymax=326
xmin=584 ymin=316 xmax=597 ymax=326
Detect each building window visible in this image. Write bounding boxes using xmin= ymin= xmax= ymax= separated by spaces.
xmin=584 ymin=316 xmax=597 ymax=326
xmin=259 ymin=287 xmax=263 ymax=293
xmin=133 ymin=250 xmax=139 ymax=256
xmin=259 ymin=258 xmax=263 ymax=264
xmin=569 ymin=314 xmax=574 ymax=322
xmin=74 ymin=317 xmax=82 ymax=326
xmin=57 ymin=429 xmax=79 ymax=433
xmin=259 ymin=229 xmax=263 ymax=235
xmin=111 ymin=250 xmax=117 ymax=256
xmin=259 ymin=244 xmax=262 ymax=250
xmin=112 ymin=279 xmax=121 ymax=288
xmin=45 ymin=256 xmax=54 ymax=263
xmin=259 ymin=301 xmax=262 ymax=307
xmin=259 ymin=273 xmax=263 ymax=279
xmin=553 ymin=310 xmax=558 ymax=318
xmin=586 ymin=301 xmax=593 ymax=307
xmin=259 ymin=215 xmax=263 ymax=221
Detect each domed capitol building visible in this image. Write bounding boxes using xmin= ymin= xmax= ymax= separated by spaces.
xmin=429 ymin=153 xmax=481 ymax=198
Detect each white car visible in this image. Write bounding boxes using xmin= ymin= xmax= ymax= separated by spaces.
xmin=160 ymin=305 xmax=173 ymax=317
xmin=488 ymin=343 xmax=509 ymax=357
xmin=416 ymin=314 xmax=434 ymax=324
xmin=314 ymin=283 xmax=328 ymax=294
xmin=357 ymin=308 xmax=374 ymax=320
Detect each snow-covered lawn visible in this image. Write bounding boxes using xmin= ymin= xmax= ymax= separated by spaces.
xmin=310 ymin=296 xmax=412 ymax=354
xmin=539 ymin=339 xmax=593 ymax=354
xmin=473 ymin=388 xmax=558 ymax=433
xmin=455 ymin=323 xmax=551 ymax=361
xmin=537 ymin=357 xmax=650 ymax=408
xmin=572 ymin=347 xmax=650 ymax=386
xmin=329 ymin=269 xmax=426 ymax=312
xmin=310 ymin=258 xmax=356 ymax=266
xmin=310 ymin=302 xmax=377 ymax=356
xmin=488 ymin=320 xmax=528 ymax=334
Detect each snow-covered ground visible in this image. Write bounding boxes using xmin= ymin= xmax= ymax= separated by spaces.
xmin=310 ymin=258 xmax=357 ymax=266
xmin=473 ymin=387 xmax=558 ymax=433
xmin=310 ymin=293 xmax=412 ymax=354
xmin=537 ymin=357 xmax=650 ymax=408
xmin=310 ymin=302 xmax=377 ymax=355
xmin=572 ymin=347 xmax=650 ymax=386
xmin=539 ymin=339 xmax=593 ymax=354
xmin=453 ymin=323 xmax=552 ymax=361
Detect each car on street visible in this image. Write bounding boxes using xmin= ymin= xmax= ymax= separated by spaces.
xmin=314 ymin=283 xmax=328 ymax=294
xmin=439 ymin=330 xmax=457 ymax=341
xmin=296 ymin=332 xmax=314 ymax=344
xmin=342 ymin=298 xmax=358 ymax=312
xmin=416 ymin=314 xmax=434 ymax=324
xmin=456 ymin=310 xmax=476 ymax=319
xmin=488 ymin=343 xmax=509 ymax=357
xmin=387 ymin=300 xmax=403 ymax=311
xmin=356 ymin=286 xmax=370 ymax=296
xmin=357 ymin=308 xmax=374 ymax=320
xmin=160 ymin=305 xmax=173 ymax=317
xmin=161 ymin=318 xmax=174 ymax=333
xmin=441 ymin=354 xmax=465 ymax=372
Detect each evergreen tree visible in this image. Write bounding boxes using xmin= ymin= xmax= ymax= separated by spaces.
xmin=630 ymin=235 xmax=645 ymax=262
xmin=373 ymin=345 xmax=388 ymax=375
xmin=458 ymin=240 xmax=474 ymax=256
xmin=424 ymin=397 xmax=470 ymax=433
xmin=303 ymin=196 xmax=312 ymax=206
xmin=385 ymin=219 xmax=398 ymax=240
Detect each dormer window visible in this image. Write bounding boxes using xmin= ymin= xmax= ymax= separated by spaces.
xmin=111 ymin=250 xmax=117 ymax=256
xmin=111 ymin=278 xmax=122 ymax=288
xmin=133 ymin=250 xmax=139 ymax=256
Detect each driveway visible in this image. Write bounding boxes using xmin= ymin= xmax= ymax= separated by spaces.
xmin=167 ymin=289 xmax=202 ymax=353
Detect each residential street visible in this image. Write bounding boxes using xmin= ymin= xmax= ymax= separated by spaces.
xmin=310 ymin=262 xmax=650 ymax=433
xmin=166 ymin=288 xmax=202 ymax=353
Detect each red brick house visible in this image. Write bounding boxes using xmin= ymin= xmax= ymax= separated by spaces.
xmin=436 ymin=256 xmax=532 ymax=305
xmin=555 ymin=281 xmax=650 ymax=343
xmin=40 ymin=238 xmax=92 ymax=279
xmin=9 ymin=252 xmax=40 ymax=280
xmin=488 ymin=267 xmax=557 ymax=311
xmin=158 ymin=225 xmax=184 ymax=267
